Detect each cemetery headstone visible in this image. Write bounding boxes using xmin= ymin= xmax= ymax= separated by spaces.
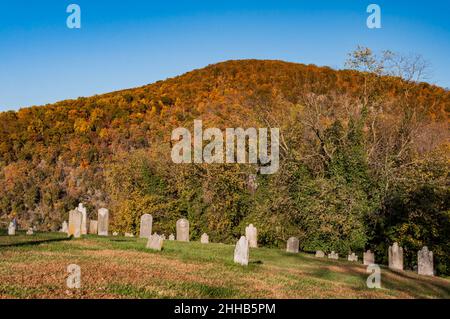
xmin=98 ymin=208 xmax=109 ymax=236
xmin=68 ymin=209 xmax=82 ymax=238
xmin=234 ymin=236 xmax=249 ymax=266
xmin=176 ymin=218 xmax=190 ymax=242
xmin=245 ymin=224 xmax=258 ymax=248
xmin=388 ymin=242 xmax=404 ymax=271
xmin=146 ymin=234 xmax=164 ymax=251
xmin=139 ymin=214 xmax=153 ymax=238
xmin=315 ymin=250 xmax=325 ymax=258
xmin=201 ymin=233 xmax=209 ymax=244
xmin=286 ymin=237 xmax=299 ymax=253
xmin=8 ymin=222 xmax=16 ymax=236
xmin=418 ymin=246 xmax=434 ymax=276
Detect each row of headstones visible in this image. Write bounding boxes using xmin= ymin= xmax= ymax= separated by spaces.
xmin=7 ymin=222 xmax=34 ymax=236
xmin=141 ymin=215 xmax=258 ymax=266
xmin=64 ymin=203 xmax=109 ymax=238
xmin=9 ymin=207 xmax=434 ymax=277
xmin=300 ymin=240 xmax=434 ymax=277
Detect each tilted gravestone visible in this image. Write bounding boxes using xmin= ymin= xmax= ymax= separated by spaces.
xmin=234 ymin=236 xmax=249 ymax=266
xmin=98 ymin=208 xmax=109 ymax=236
xmin=146 ymin=234 xmax=164 ymax=251
xmin=418 ymin=246 xmax=434 ymax=276
xmin=286 ymin=237 xmax=299 ymax=253
xmin=78 ymin=203 xmax=89 ymax=235
xmin=363 ymin=250 xmax=375 ymax=265
xmin=89 ymin=220 xmax=98 ymax=234
xmin=68 ymin=209 xmax=82 ymax=238
xmin=8 ymin=222 xmax=16 ymax=236
xmin=245 ymin=224 xmax=258 ymax=248
xmin=176 ymin=218 xmax=190 ymax=242
xmin=315 ymin=250 xmax=325 ymax=258
xmin=169 ymin=234 xmax=175 ymax=241
xmin=328 ymin=251 xmax=339 ymax=260
xmin=201 ymin=233 xmax=209 ymax=244
xmin=388 ymin=242 xmax=403 ymax=271
xmin=139 ymin=214 xmax=153 ymax=238
xmin=348 ymin=253 xmax=358 ymax=262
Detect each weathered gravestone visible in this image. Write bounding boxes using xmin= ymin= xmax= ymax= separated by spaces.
xmin=78 ymin=203 xmax=89 ymax=235
xmin=169 ymin=234 xmax=175 ymax=241
xmin=161 ymin=234 xmax=166 ymax=240
xmin=26 ymin=228 xmax=34 ymax=235
xmin=328 ymin=251 xmax=339 ymax=260
xmin=286 ymin=237 xmax=299 ymax=253
xmin=245 ymin=224 xmax=258 ymax=248
xmin=8 ymin=222 xmax=16 ymax=236
xmin=418 ymin=246 xmax=434 ymax=276
xmin=61 ymin=221 xmax=68 ymax=233
xmin=234 ymin=236 xmax=249 ymax=266
xmin=348 ymin=253 xmax=358 ymax=262
xmin=176 ymin=218 xmax=190 ymax=242
xmin=68 ymin=209 xmax=82 ymax=238
xmin=363 ymin=250 xmax=375 ymax=265
xmin=112 ymin=232 xmax=118 ymax=236
xmin=139 ymin=214 xmax=153 ymax=238
xmin=200 ymin=233 xmax=209 ymax=244
xmin=125 ymin=232 xmax=134 ymax=237
xmin=89 ymin=220 xmax=98 ymax=234
xmin=146 ymin=234 xmax=164 ymax=251
xmin=388 ymin=242 xmax=403 ymax=271
xmin=98 ymin=208 xmax=109 ymax=236
xmin=315 ymin=250 xmax=325 ymax=258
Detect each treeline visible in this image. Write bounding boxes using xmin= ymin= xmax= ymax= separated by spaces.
xmin=0 ymin=59 xmax=448 ymax=274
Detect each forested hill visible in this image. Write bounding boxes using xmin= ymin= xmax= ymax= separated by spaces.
xmin=0 ymin=60 xmax=449 ymax=274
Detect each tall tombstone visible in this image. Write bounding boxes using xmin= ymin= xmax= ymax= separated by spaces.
xmin=234 ymin=236 xmax=249 ymax=266
xmin=89 ymin=220 xmax=98 ymax=234
xmin=78 ymin=203 xmax=89 ymax=235
xmin=388 ymin=242 xmax=404 ymax=271
xmin=418 ymin=246 xmax=434 ymax=276
xmin=363 ymin=250 xmax=375 ymax=265
xmin=245 ymin=224 xmax=258 ymax=248
xmin=286 ymin=237 xmax=299 ymax=253
xmin=68 ymin=209 xmax=82 ymax=238
xmin=97 ymin=208 xmax=109 ymax=236
xmin=8 ymin=222 xmax=16 ymax=236
xmin=200 ymin=233 xmax=209 ymax=244
xmin=139 ymin=214 xmax=153 ymax=238
xmin=146 ymin=234 xmax=164 ymax=251
xmin=176 ymin=218 xmax=190 ymax=242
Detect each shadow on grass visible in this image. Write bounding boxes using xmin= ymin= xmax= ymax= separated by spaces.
xmin=0 ymin=236 xmax=73 ymax=248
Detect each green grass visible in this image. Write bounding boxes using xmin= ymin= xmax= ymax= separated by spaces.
xmin=0 ymin=231 xmax=449 ymax=299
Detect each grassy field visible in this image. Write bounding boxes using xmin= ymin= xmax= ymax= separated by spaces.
xmin=0 ymin=230 xmax=449 ymax=299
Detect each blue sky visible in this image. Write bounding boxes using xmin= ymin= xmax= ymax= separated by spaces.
xmin=0 ymin=0 xmax=449 ymax=111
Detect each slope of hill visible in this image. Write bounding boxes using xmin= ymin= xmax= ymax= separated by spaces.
xmin=0 ymin=60 xmax=449 ymax=275
xmin=1 ymin=231 xmax=449 ymax=299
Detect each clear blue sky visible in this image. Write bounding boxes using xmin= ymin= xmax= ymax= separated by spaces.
xmin=0 ymin=0 xmax=449 ymax=111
